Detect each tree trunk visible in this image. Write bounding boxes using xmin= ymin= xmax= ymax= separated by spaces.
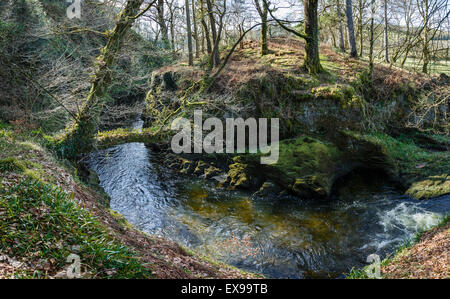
xmin=337 ymin=0 xmax=346 ymax=52
xmin=200 ymin=0 xmax=212 ymax=55
xmin=369 ymin=0 xmax=375 ymax=78
xmin=170 ymin=12 xmax=177 ymax=59
xmin=206 ymin=0 xmax=220 ymax=68
xmin=254 ymin=0 xmax=269 ymax=56
xmin=260 ymin=1 xmax=269 ymax=55
xmin=157 ymin=0 xmax=170 ymax=49
xmin=422 ymin=0 xmax=430 ymax=73
xmin=384 ymin=0 xmax=389 ymax=63
xmin=191 ymin=0 xmax=200 ymax=58
xmin=345 ymin=0 xmax=357 ymax=57
xmin=358 ymin=0 xmax=364 ymax=56
xmin=330 ymin=27 xmax=337 ymax=48
xmin=56 ymin=0 xmax=147 ymax=158
xmin=238 ymin=23 xmax=244 ymax=49
xmin=185 ymin=0 xmax=194 ymax=65
xmin=303 ymin=0 xmax=323 ymax=74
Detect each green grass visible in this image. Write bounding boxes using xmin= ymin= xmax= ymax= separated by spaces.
xmin=0 ymin=178 xmax=153 ymax=279
xmin=397 ymin=57 xmax=449 ymax=74
xmin=0 ymin=123 xmax=153 ymax=278
xmin=367 ymin=132 xmax=449 ymax=181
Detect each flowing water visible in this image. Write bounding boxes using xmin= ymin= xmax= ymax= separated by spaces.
xmin=87 ymin=119 xmax=449 ymax=278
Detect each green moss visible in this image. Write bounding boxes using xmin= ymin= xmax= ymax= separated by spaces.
xmin=406 ymin=175 xmax=450 ymax=199
xmin=236 ymin=136 xmax=341 ymax=197
xmin=204 ymin=165 xmax=221 ymax=179
xmin=94 ymin=126 xmax=160 ymax=150
xmin=360 ymin=132 xmax=449 ymax=199
xmin=311 ymin=84 xmax=363 ymax=109
xmin=0 ymin=157 xmax=45 ymax=182
xmin=193 ymin=161 xmax=208 ymax=176
xmin=180 ymin=159 xmax=196 ymax=175
xmin=109 ymin=209 xmax=137 ymax=231
xmin=0 ymin=157 xmax=27 ymax=172
xmin=226 ymin=161 xmax=250 ymax=189
xmin=268 ymin=136 xmax=340 ymax=197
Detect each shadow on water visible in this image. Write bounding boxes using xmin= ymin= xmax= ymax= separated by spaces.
xmin=86 ymin=122 xmax=449 ymax=278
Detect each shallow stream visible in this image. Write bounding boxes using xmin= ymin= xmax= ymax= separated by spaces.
xmin=87 ymin=119 xmax=449 ymax=278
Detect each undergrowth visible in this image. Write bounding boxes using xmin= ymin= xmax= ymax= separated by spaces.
xmin=0 ymin=178 xmax=153 ymax=279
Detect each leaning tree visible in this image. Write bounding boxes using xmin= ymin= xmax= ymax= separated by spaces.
xmin=55 ymin=0 xmax=157 ymax=158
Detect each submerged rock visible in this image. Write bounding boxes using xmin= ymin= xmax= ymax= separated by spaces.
xmin=253 ymin=181 xmax=282 ymax=197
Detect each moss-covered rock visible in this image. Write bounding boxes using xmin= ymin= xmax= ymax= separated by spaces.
xmin=260 ymin=136 xmax=342 ymax=198
xmin=311 ymin=84 xmax=364 ymax=109
xmin=253 ymin=181 xmax=282 ymax=197
xmin=193 ymin=161 xmax=208 ymax=176
xmin=235 ymin=133 xmax=398 ymax=198
xmin=225 ymin=161 xmax=252 ymax=189
xmin=204 ymin=165 xmax=221 ymax=179
xmin=363 ymin=132 xmax=450 ymax=199
xmin=180 ymin=159 xmax=196 ymax=175
xmin=406 ymin=175 xmax=450 ymax=199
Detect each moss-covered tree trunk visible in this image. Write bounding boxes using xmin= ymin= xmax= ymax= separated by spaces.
xmin=383 ymin=0 xmax=389 ymax=63
xmin=260 ymin=13 xmax=268 ymax=56
xmin=421 ymin=0 xmax=430 ymax=74
xmin=303 ymin=0 xmax=323 ymax=74
xmin=358 ymin=0 xmax=363 ymax=57
xmin=157 ymin=0 xmax=170 ymax=49
xmin=200 ymin=0 xmax=212 ymax=55
xmin=254 ymin=0 xmax=269 ymax=56
xmin=191 ymin=0 xmax=200 ymax=58
xmin=337 ymin=0 xmax=346 ymax=53
xmin=55 ymin=0 xmax=146 ymax=158
xmin=206 ymin=0 xmax=221 ymax=69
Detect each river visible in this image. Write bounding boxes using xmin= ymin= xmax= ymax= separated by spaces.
xmin=87 ymin=119 xmax=449 ymax=278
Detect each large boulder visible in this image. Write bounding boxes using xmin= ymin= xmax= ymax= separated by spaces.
xmin=234 ymin=133 xmax=398 ymax=198
xmin=406 ymin=174 xmax=450 ymax=199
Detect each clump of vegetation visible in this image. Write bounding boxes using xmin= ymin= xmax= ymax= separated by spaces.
xmin=0 ymin=178 xmax=153 ymax=278
xmin=311 ymin=84 xmax=363 ymax=109
xmin=368 ymin=132 xmax=450 ymax=198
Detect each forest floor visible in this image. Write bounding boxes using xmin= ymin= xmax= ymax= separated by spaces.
xmin=170 ymin=37 xmax=433 ymax=93
xmin=0 ymin=123 xmax=259 ymax=279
